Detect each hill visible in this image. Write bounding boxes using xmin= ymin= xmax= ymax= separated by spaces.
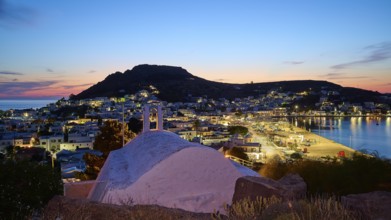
xmin=73 ymin=64 xmax=382 ymax=102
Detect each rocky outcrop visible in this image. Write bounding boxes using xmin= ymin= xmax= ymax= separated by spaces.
xmin=342 ymin=191 xmax=391 ymax=219
xmin=43 ymin=196 xmax=215 ymax=220
xmin=232 ymin=174 xmax=307 ymax=203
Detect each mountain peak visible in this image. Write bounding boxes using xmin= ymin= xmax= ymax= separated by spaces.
xmin=124 ymin=64 xmax=192 ymax=77
xmin=131 ymin=64 xmax=186 ymax=71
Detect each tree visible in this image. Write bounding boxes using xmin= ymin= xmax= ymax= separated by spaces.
xmin=55 ymin=97 xmax=65 ymax=107
xmin=76 ymin=153 xmax=106 ymax=180
xmin=226 ymin=147 xmax=249 ymax=161
xmin=93 ymin=120 xmax=135 ymax=156
xmin=128 ymin=117 xmax=142 ymax=134
xmin=228 ymin=126 xmax=249 ymax=136
xmin=290 ymin=152 xmax=302 ymax=159
xmin=5 ymin=145 xmax=19 ymax=159
xmin=235 ymin=110 xmax=243 ymax=117
xmin=192 ymin=119 xmax=201 ymax=136
xmin=0 ymin=160 xmax=63 ymax=219
xmin=51 ymin=105 xmax=90 ymax=119
xmin=63 ymin=127 xmax=69 ymax=142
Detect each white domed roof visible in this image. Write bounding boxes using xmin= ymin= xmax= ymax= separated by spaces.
xmin=88 ymin=130 xmax=259 ymax=213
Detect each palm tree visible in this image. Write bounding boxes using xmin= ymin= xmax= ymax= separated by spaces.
xmin=192 ymin=119 xmax=201 ymax=137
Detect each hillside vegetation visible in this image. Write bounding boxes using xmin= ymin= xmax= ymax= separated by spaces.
xmin=73 ymin=64 xmax=382 ymax=102
xmin=259 ymin=152 xmax=391 ymax=196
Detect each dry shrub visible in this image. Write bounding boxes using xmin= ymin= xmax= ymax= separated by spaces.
xmin=216 ymin=196 xmax=365 ymax=220
xmin=275 ymin=196 xmax=365 ymax=220
xmin=43 ymin=195 xmax=212 ymax=220
xmin=218 ymin=196 xmax=281 ymax=220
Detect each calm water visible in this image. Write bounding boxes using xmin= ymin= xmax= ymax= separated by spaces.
xmin=294 ymin=117 xmax=391 ymax=158
xmin=0 ymin=100 xmax=56 ymax=111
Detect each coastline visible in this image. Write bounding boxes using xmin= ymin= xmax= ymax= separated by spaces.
xmin=0 ymin=99 xmax=56 ymax=111
xmin=291 ymin=126 xmax=356 ymax=159
xmin=284 ymin=114 xmax=391 ymax=118
xmin=250 ymin=122 xmax=358 ymax=161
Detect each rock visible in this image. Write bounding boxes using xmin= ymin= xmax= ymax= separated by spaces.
xmin=43 ymin=196 xmax=216 ymax=220
xmin=278 ymin=174 xmax=307 ymax=199
xmin=232 ymin=176 xmax=282 ymax=203
xmin=342 ymin=191 xmax=391 ymax=220
xmin=232 ymin=174 xmax=306 ymax=204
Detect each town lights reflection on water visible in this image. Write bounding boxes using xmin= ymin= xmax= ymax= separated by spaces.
xmin=350 ymin=117 xmax=363 ymax=130
xmin=296 ymin=117 xmax=390 ymax=157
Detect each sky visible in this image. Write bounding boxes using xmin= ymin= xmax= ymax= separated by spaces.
xmin=0 ymin=0 xmax=390 ymax=99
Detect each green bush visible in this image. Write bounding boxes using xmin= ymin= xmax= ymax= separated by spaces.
xmin=75 ymin=153 xmax=106 ymax=180
xmin=0 ymin=160 xmax=63 ymax=219
xmin=228 ymin=126 xmax=248 ymax=136
xmin=259 ymin=152 xmax=391 ymax=195
xmin=290 ymin=152 xmax=303 ymax=159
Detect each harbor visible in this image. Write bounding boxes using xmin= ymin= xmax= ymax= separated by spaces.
xmin=247 ymin=120 xmax=357 ymax=162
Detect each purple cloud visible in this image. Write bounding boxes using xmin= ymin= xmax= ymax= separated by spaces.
xmin=0 ymin=80 xmax=59 ymax=95
xmin=284 ymin=61 xmax=304 ymax=65
xmin=319 ymin=72 xmax=370 ymax=80
xmin=331 ymin=42 xmax=391 ymax=69
xmin=319 ymin=73 xmax=344 ymax=77
xmin=0 ymin=71 xmax=23 ymax=75
xmin=63 ymin=83 xmax=93 ymax=89
xmin=327 ymin=76 xmax=370 ymax=80
xmin=88 ymin=70 xmax=96 ymax=73
xmin=46 ymin=68 xmax=54 ymax=73
xmin=214 ymin=78 xmax=226 ymax=82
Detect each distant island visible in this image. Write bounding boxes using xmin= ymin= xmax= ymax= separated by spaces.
xmin=73 ymin=64 xmax=384 ymax=104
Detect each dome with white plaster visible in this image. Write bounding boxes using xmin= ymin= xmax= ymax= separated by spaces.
xmin=88 ymin=106 xmax=258 ymax=213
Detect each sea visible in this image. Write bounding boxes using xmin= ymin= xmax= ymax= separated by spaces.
xmin=0 ymin=99 xmax=56 ymax=111
xmin=294 ymin=117 xmax=391 ymax=159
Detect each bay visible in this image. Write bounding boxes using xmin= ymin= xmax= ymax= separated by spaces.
xmin=0 ymin=100 xmax=56 ymax=111
xmin=295 ymin=117 xmax=391 ymax=159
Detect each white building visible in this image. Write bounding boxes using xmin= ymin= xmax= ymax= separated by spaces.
xmin=60 ymin=142 xmax=93 ymax=151
xmin=85 ymin=105 xmax=259 ymax=213
xmin=39 ymin=135 xmax=64 ymax=152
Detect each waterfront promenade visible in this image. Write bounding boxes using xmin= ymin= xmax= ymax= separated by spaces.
xmin=249 ymin=121 xmax=357 ymax=161
xmin=290 ymin=126 xmax=356 ymax=159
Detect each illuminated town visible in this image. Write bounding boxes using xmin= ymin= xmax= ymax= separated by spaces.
xmin=1 ymin=86 xmax=390 ymax=168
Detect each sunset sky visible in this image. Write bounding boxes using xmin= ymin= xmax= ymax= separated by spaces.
xmin=0 ymin=0 xmax=390 ymax=99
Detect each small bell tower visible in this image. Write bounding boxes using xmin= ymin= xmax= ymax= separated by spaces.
xmin=142 ymin=104 xmax=163 ymax=133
